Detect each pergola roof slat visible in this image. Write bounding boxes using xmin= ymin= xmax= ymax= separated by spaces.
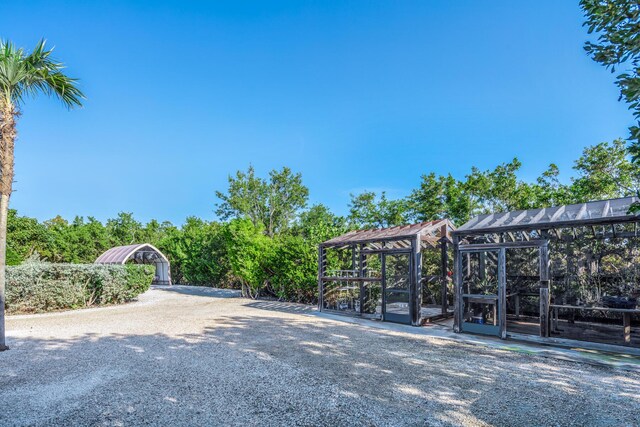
xmin=455 ymin=197 xmax=639 ymax=236
xmin=322 ymin=219 xmax=453 ymax=246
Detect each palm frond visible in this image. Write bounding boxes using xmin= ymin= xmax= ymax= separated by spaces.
xmin=0 ymin=38 xmax=84 ymax=109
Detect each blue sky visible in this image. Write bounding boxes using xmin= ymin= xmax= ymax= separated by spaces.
xmin=1 ymin=1 xmax=633 ymax=224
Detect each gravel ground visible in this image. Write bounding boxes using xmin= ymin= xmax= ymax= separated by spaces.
xmin=1 ymin=286 xmax=639 ymax=427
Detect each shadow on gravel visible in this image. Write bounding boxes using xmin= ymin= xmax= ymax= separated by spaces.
xmin=3 ymin=313 xmax=640 ymax=426
xmin=243 ymin=300 xmax=316 ymax=314
xmin=154 ymin=285 xmax=241 ymax=299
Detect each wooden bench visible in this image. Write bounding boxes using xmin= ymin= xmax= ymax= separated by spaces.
xmin=549 ymin=304 xmax=640 ymax=343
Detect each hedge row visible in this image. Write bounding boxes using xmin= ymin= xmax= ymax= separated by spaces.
xmin=5 ymin=261 xmax=155 ymax=314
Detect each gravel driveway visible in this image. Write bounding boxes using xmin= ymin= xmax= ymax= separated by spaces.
xmin=1 ymin=286 xmax=639 ymax=427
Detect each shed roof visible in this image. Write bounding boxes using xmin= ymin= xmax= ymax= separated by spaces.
xmin=322 ymin=219 xmax=453 ymax=246
xmin=456 ymin=197 xmax=640 ymax=235
xmin=95 ymin=243 xmax=169 ymax=265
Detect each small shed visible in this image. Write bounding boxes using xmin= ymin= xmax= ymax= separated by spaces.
xmin=318 ymin=220 xmax=454 ymax=325
xmin=95 ymin=243 xmax=171 ymax=285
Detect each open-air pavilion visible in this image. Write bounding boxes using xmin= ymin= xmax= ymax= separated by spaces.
xmin=95 ymin=243 xmax=172 ymax=285
xmin=452 ymin=196 xmax=640 ymax=348
xmin=317 ymin=220 xmax=454 ymax=325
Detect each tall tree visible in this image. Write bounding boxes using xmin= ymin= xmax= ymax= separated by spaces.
xmin=0 ymin=39 xmax=83 ymax=350
xmin=571 ymin=139 xmax=640 ymax=201
xmin=582 ymin=1 xmax=640 ymax=148
xmin=215 ymin=166 xmax=309 ymax=236
xmin=348 ymin=191 xmax=410 ymax=228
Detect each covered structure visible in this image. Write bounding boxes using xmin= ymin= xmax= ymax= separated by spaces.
xmin=453 ymin=197 xmax=640 ymax=348
xmin=95 ymin=243 xmax=171 ymax=285
xmin=318 ymin=220 xmax=454 ymax=325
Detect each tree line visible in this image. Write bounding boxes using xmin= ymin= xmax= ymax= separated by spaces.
xmin=6 ymin=139 xmax=639 ymax=302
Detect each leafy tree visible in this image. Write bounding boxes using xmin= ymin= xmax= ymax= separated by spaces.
xmin=216 ymin=166 xmax=309 ymax=236
xmin=348 ymin=191 xmax=410 ymax=228
xmin=268 ymin=234 xmax=318 ymax=302
xmin=158 ymin=217 xmax=231 ymax=286
xmin=571 ymin=139 xmax=640 ymax=201
xmin=0 ymin=39 xmax=83 ymax=350
xmin=529 ymin=164 xmax=573 ymax=208
xmin=465 ymin=158 xmax=524 ymax=213
xmin=294 ymin=204 xmax=348 ymax=243
xmin=408 ymin=173 xmax=474 ymax=225
xmin=6 ymin=210 xmax=49 ymax=264
xmin=582 ymin=1 xmax=640 ymax=146
xmin=222 ymin=218 xmax=273 ymax=298
xmin=106 ymin=212 xmax=143 ymax=246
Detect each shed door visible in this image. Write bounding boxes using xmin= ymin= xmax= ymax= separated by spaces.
xmin=382 ymin=252 xmax=412 ymax=324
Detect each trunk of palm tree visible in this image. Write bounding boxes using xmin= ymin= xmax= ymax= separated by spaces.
xmin=0 ymin=103 xmax=16 ymax=351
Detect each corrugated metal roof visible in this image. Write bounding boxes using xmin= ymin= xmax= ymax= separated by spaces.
xmin=322 ymin=219 xmax=452 ymax=246
xmin=95 ymin=243 xmax=169 ymax=265
xmin=456 ymin=197 xmax=639 ymax=235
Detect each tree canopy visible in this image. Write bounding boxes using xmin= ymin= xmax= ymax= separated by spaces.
xmin=7 ymin=140 xmax=639 ymax=304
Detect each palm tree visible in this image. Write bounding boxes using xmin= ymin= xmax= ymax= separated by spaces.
xmin=0 ymin=40 xmax=83 ymax=350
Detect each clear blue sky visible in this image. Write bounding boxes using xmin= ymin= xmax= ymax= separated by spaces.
xmin=1 ymin=0 xmax=633 ymax=224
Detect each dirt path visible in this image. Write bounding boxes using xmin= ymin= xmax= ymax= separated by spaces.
xmin=1 ymin=286 xmax=638 ymax=426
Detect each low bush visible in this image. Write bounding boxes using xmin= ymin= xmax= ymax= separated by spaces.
xmin=5 ymin=260 xmax=155 ymax=314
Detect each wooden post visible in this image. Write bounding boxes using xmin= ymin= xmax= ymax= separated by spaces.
xmin=539 ymin=243 xmax=550 ymax=338
xmin=317 ymin=245 xmax=325 ymax=311
xmin=358 ymin=244 xmax=365 ymax=315
xmin=479 ymin=251 xmax=486 ymax=280
xmin=624 ymin=313 xmax=631 ymax=344
xmin=411 ymin=235 xmax=422 ymax=326
xmin=381 ymin=253 xmax=386 ymax=321
xmin=498 ymin=248 xmax=507 ymax=339
xmin=514 ymin=294 xmax=520 ymax=319
xmin=440 ymin=236 xmax=449 ymax=315
xmin=351 ymin=244 xmax=357 ymax=272
xmin=453 ymin=236 xmax=462 ymax=333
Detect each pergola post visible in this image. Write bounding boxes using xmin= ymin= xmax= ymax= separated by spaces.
xmin=453 ymin=235 xmax=462 ymax=333
xmin=358 ymin=243 xmax=365 ymax=315
xmin=412 ymin=234 xmax=422 ymax=326
xmin=440 ymin=236 xmax=449 ymax=315
xmin=317 ymin=245 xmax=325 ymax=312
xmin=498 ymin=248 xmax=507 ymax=339
xmin=539 ymin=243 xmax=551 ymax=337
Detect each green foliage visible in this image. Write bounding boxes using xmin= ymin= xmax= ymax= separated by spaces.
xmin=293 ymin=204 xmax=349 ymax=243
xmin=158 ymin=217 xmax=231 ymax=286
xmin=215 ymin=165 xmax=309 ymax=236
xmin=5 ymin=259 xmax=153 ymax=314
xmin=572 ymin=139 xmax=640 ymax=200
xmin=8 ymin=144 xmax=640 ymax=306
xmin=222 ymin=219 xmax=273 ymax=298
xmin=348 ymin=191 xmax=410 ymax=228
xmin=582 ymin=1 xmax=640 ymax=144
xmin=581 ymin=1 xmax=640 ymax=212
xmin=268 ymin=234 xmax=318 ymax=303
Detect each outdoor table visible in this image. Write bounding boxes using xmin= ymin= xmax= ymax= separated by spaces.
xmin=462 ymin=294 xmax=498 ymax=326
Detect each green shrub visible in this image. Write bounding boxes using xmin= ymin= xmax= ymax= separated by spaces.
xmin=5 ymin=260 xmax=154 ymax=314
